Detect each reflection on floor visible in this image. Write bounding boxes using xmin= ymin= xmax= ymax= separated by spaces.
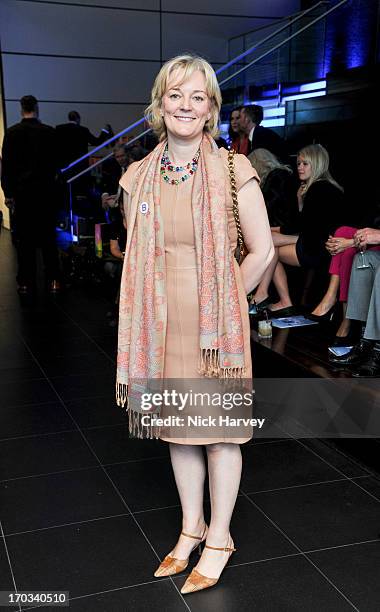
xmin=0 ymin=228 xmax=379 ymax=611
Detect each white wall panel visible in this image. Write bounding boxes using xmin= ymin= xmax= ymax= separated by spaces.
xmin=0 ymin=0 xmax=301 ymax=137
xmin=0 ymin=1 xmax=160 ymax=59
xmin=12 ymin=0 xmax=298 ymax=14
xmin=162 ymin=0 xmax=300 ymax=17
xmin=162 ymin=14 xmax=270 ymax=64
xmin=5 ymin=100 xmax=147 ymax=136
xmin=3 ymin=56 xmax=156 ymax=104
xmin=31 ymin=0 xmax=159 ymax=8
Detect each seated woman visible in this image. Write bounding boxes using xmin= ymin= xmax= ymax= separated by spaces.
xmin=310 ymin=203 xmax=380 ymax=343
xmin=228 ymin=107 xmax=249 ymax=155
xmin=248 ymin=148 xmax=299 ymax=232
xmin=252 ymin=144 xmax=345 ymax=315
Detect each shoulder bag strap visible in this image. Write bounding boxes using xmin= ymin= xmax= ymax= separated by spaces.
xmin=228 ymin=147 xmax=245 ymax=264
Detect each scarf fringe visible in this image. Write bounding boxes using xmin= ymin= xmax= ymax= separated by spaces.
xmin=116 ymin=382 xmax=160 ymax=440
xmin=199 ymin=349 xmax=246 ymax=378
xmin=128 ymin=410 xmax=160 ymax=440
xmin=116 ymin=382 xmax=128 ymax=408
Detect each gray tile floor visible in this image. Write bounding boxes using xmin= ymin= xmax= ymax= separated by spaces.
xmin=1 ymin=229 xmax=379 ymax=611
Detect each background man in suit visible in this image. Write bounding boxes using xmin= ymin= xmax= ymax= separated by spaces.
xmin=1 ymin=95 xmax=61 ymax=293
xmin=56 ymin=110 xmax=112 ymax=171
xmin=239 ymin=104 xmax=288 ymax=161
xmin=56 ymin=111 xmax=113 ymax=204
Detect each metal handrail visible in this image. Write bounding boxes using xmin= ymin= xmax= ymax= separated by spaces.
xmin=62 ymin=1 xmax=327 ymax=179
xmin=219 ymin=0 xmax=349 ymax=87
xmin=227 ymin=5 xmax=326 ymax=43
xmin=60 ymin=116 xmax=145 ymax=174
xmin=66 ymin=128 xmax=151 ymax=184
xmin=217 ymin=1 xmax=327 ymax=76
xmin=66 ymin=0 xmax=348 ymax=185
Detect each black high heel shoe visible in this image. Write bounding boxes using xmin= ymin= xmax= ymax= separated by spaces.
xmin=308 ymin=304 xmax=337 ymax=322
xmin=331 ymin=328 xmax=359 ymax=347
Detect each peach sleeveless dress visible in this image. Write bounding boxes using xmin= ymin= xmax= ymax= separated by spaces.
xmin=122 ymin=149 xmax=258 ymax=445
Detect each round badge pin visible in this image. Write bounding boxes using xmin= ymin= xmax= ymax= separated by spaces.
xmin=140 ymin=201 xmax=149 ymax=214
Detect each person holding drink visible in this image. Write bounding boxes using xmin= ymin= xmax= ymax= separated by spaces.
xmin=329 ymin=227 xmax=380 ymax=374
xmin=310 ymin=202 xmax=380 ymax=344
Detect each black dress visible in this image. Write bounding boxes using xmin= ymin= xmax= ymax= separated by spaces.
xmin=291 ymin=180 xmax=345 ymax=268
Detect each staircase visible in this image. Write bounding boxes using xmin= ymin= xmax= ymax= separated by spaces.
xmin=60 ymin=0 xmax=378 ymax=239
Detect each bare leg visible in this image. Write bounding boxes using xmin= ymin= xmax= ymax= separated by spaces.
xmin=311 ymin=274 xmax=339 ymax=316
xmin=270 ymin=244 xmax=300 ymax=311
xmin=336 ymin=302 xmax=351 ymax=337
xmin=168 ymin=443 xmax=207 ymax=559
xmin=194 ymin=443 xmax=242 ymax=579
xmin=270 ymin=261 xmax=293 ymax=310
xmin=253 ymin=247 xmax=279 ymax=303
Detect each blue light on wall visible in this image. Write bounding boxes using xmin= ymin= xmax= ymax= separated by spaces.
xmin=281 ymin=91 xmax=326 ymax=103
xmin=345 ymin=0 xmax=374 ymax=69
xmin=264 ymin=107 xmax=286 ymax=117
xmin=261 ymin=118 xmax=285 ymax=128
xmin=224 ymin=79 xmax=327 ymax=131
xmin=299 ymin=80 xmax=326 ymax=92
xmin=323 ymin=0 xmax=375 ymax=76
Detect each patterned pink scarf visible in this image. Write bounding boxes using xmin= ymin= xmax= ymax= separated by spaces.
xmin=116 ymin=134 xmax=246 ymax=435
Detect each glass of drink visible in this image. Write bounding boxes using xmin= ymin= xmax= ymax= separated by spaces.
xmin=258 ymin=319 xmax=272 ymax=338
xmin=354 ymin=235 xmax=371 ymax=269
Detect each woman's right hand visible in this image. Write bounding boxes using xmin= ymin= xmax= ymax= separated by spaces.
xmin=297 ymin=182 xmax=307 ymax=204
xmin=325 ymin=236 xmax=353 ymax=255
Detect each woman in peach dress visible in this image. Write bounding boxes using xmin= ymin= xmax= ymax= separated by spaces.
xmin=117 ymin=55 xmax=274 ymax=594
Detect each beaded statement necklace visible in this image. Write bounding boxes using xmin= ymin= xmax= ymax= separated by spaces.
xmin=160 ymin=145 xmax=200 ymax=185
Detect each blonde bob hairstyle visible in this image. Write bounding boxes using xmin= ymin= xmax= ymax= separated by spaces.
xmin=145 ymin=54 xmax=222 ymax=141
xmin=297 ymin=144 xmax=343 ymax=196
xmin=248 ymin=148 xmax=292 ymax=186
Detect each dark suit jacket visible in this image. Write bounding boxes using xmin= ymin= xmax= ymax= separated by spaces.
xmin=294 ymin=180 xmax=346 ymax=264
xmin=55 ymin=122 xmax=109 ymax=169
xmin=1 ymin=118 xmax=57 ymax=199
xmin=249 ymin=125 xmax=288 ymax=162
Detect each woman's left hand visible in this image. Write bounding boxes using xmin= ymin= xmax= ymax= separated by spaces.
xmin=326 ymin=236 xmax=352 ymax=255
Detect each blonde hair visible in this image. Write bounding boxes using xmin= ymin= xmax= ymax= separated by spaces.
xmin=145 ymin=54 xmax=222 ymax=141
xmin=248 ymin=148 xmax=292 ymax=185
xmin=297 ymin=144 xmax=343 ymax=195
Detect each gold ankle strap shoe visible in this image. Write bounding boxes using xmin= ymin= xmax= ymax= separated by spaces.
xmin=154 ymin=525 xmax=208 ymax=578
xmin=180 ymin=536 xmax=236 ymax=594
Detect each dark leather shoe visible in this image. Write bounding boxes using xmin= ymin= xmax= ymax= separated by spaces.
xmin=17 ymin=285 xmax=30 ymax=295
xmin=49 ymin=280 xmax=62 ymax=293
xmin=352 ymin=348 xmax=380 ymax=376
xmin=329 ymin=339 xmax=373 ymax=365
xmin=269 ymin=306 xmax=295 ymax=318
